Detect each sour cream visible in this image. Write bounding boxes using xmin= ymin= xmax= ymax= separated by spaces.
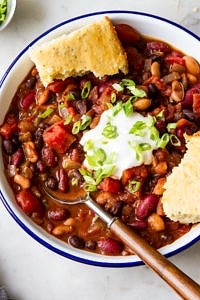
xmin=80 ymin=107 xmax=159 ymax=179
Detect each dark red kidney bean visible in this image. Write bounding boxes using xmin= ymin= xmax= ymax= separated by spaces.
xmin=45 ymin=176 xmax=58 ymax=190
xmin=41 ymin=146 xmax=57 ymax=167
xmin=136 ymin=194 xmax=159 ymax=220
xmin=128 ymin=219 xmax=148 ymax=230
xmin=3 ymin=139 xmax=17 ymax=155
xmin=115 ymin=23 xmax=140 ymax=44
xmin=97 ymin=237 xmax=123 ymax=255
xmin=155 ymin=119 xmax=166 ymax=133
xmin=47 ymin=207 xmax=68 ymax=221
xmin=182 ymin=83 xmax=200 ymax=108
xmin=36 ymin=159 xmax=47 ymax=173
xmin=10 ymin=148 xmax=24 ymax=166
xmin=21 ymin=90 xmax=36 ymax=109
xmin=15 ymin=189 xmax=44 ymax=215
xmin=56 ymin=168 xmax=69 ymax=192
xmin=68 ymin=235 xmax=85 ymax=249
xmin=147 ymin=41 xmax=171 ymax=53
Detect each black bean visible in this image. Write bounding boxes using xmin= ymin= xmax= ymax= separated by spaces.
xmin=183 ymin=109 xmax=200 ymax=124
xmin=85 ymin=240 xmax=97 ymax=250
xmin=68 ymin=235 xmax=85 ymax=249
xmin=109 ymin=201 xmax=123 ymax=216
xmin=3 ymin=139 xmax=17 ymax=155
xmin=26 ymin=76 xmax=36 ymax=89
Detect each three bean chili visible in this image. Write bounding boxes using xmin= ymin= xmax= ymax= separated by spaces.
xmin=1 ymin=23 xmax=200 ymax=256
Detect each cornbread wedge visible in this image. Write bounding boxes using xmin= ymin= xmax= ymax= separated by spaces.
xmin=161 ymin=131 xmax=200 ymax=224
xmin=29 ymin=17 xmax=128 ymax=87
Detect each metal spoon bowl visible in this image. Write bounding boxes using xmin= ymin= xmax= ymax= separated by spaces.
xmin=44 ymin=186 xmax=200 ymax=299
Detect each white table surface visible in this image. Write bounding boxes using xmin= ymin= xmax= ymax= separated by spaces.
xmin=0 ymin=1 xmax=200 ymax=299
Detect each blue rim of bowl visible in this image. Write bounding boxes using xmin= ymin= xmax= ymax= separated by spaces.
xmin=0 ymin=10 xmax=200 ymax=268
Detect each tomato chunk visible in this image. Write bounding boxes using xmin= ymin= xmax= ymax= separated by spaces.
xmin=43 ymin=121 xmax=76 ymax=153
xmin=98 ymin=177 xmax=121 ymax=193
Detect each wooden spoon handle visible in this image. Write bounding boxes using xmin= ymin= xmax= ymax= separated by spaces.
xmin=111 ymin=218 xmax=200 ymax=300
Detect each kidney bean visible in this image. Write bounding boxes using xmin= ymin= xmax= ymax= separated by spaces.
xmin=97 ymin=237 xmax=123 ymax=255
xmin=41 ymin=146 xmax=57 ymax=167
xmin=3 ymin=139 xmax=17 ymax=155
xmin=128 ymin=219 xmax=148 ymax=230
xmin=21 ymin=90 xmax=36 ymax=109
xmin=15 ymin=189 xmax=44 ymax=215
xmin=75 ymin=99 xmax=87 ymax=114
xmin=10 ymin=147 xmax=24 ymax=166
xmin=182 ymin=83 xmax=200 ymax=108
xmin=136 ymin=194 xmax=159 ymax=220
xmin=47 ymin=207 xmax=68 ymax=222
xmin=155 ymin=119 xmax=166 ymax=134
xmin=56 ymin=168 xmax=69 ymax=192
xmin=147 ymin=41 xmax=171 ymax=53
xmin=115 ymin=23 xmax=140 ymax=44
xmin=68 ymin=235 xmax=85 ymax=249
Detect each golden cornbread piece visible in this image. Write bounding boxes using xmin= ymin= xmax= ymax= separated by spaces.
xmin=161 ymin=131 xmax=200 ymax=224
xmin=29 ymin=16 xmax=128 ymax=87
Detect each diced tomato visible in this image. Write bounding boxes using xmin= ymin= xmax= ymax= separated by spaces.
xmin=193 ymin=93 xmax=200 ymax=116
xmin=16 ymin=189 xmax=44 ymax=215
xmin=43 ymin=121 xmax=76 ymax=153
xmin=98 ymin=177 xmax=121 ymax=193
xmin=0 ymin=114 xmax=18 ymax=139
xmin=115 ymin=24 xmax=140 ymax=44
xmin=47 ymin=78 xmax=75 ymax=93
xmin=165 ymin=55 xmax=185 ymax=65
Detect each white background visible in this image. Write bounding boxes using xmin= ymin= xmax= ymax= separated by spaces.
xmin=0 ymin=1 xmax=200 ymax=299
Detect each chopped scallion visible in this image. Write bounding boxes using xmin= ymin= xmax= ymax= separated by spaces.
xmin=81 ymin=81 xmax=91 ymax=99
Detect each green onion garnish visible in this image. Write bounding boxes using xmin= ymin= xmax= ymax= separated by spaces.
xmin=102 ymin=122 xmax=118 ymax=139
xmin=72 ymin=115 xmax=92 ymax=134
xmin=81 ymin=81 xmax=91 ymax=99
xmin=0 ymin=0 xmax=7 ymax=24
xmin=39 ymin=107 xmax=54 ymax=119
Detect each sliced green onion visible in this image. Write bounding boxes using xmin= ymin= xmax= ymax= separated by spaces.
xmin=64 ymin=92 xmax=76 ymax=101
xmin=39 ymin=107 xmax=54 ymax=119
xmin=81 ymin=81 xmax=91 ymax=99
xmin=150 ymin=126 xmax=160 ymax=141
xmin=129 ymin=121 xmax=146 ymax=136
xmin=72 ymin=115 xmax=92 ymax=134
xmin=86 ymin=148 xmax=107 ymax=167
xmin=169 ymin=134 xmax=181 ymax=146
xmin=156 ymin=110 xmax=165 ymax=121
xmin=128 ymin=180 xmax=141 ymax=192
xmin=139 ymin=143 xmax=151 ymax=151
xmin=157 ymin=133 xmax=170 ymax=148
xmin=102 ymin=122 xmax=118 ymax=139
xmin=123 ymin=98 xmax=134 ymax=116
xmin=121 ymin=78 xmax=135 ymax=87
xmin=0 ymin=0 xmax=7 ymax=24
xmin=167 ymin=122 xmax=177 ymax=132
xmin=64 ymin=114 xmax=73 ymax=125
xmin=112 ymin=101 xmax=123 ymax=116
xmin=127 ymin=85 xmax=147 ymax=98
xmin=111 ymin=92 xmax=117 ymax=104
xmin=112 ymin=83 xmax=124 ymax=92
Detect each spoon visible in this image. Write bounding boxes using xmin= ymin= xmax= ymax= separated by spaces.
xmin=44 ymin=187 xmax=200 ymax=299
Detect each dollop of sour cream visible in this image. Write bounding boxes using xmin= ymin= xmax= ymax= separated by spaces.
xmin=80 ymin=106 xmax=160 ymax=179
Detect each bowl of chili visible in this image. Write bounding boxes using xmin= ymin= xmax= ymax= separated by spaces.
xmin=0 ymin=10 xmax=200 ymax=267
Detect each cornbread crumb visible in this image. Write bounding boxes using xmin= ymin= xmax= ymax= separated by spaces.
xmin=29 ymin=17 xmax=128 ymax=87
xmin=161 ymin=131 xmax=200 ymax=224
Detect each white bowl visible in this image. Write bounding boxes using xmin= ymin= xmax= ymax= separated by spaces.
xmin=0 ymin=0 xmax=16 ymax=31
xmin=0 ymin=10 xmax=200 ymax=267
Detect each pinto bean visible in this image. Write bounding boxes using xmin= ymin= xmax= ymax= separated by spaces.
xmin=148 ymin=213 xmax=165 ymax=231
xmin=53 ymin=225 xmax=73 ymax=236
xmin=133 ymin=98 xmax=151 ymax=111
xmin=170 ymin=80 xmax=184 ymax=103
xmin=151 ymin=61 xmax=160 ymax=77
xmin=183 ymin=55 xmax=200 ymax=76
xmin=23 ymin=141 xmax=38 ymax=163
xmin=14 ymin=174 xmax=31 ymax=189
xmin=37 ymin=88 xmax=51 ymax=105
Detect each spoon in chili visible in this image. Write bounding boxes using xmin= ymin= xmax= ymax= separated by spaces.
xmin=44 ymin=187 xmax=200 ymax=300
